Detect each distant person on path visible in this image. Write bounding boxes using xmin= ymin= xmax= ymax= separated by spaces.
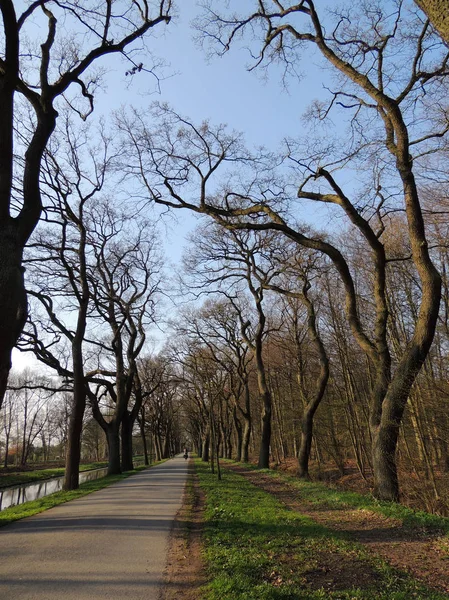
xmin=183 ymin=448 xmax=188 ymax=460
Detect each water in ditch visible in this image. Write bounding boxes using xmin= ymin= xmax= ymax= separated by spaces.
xmin=0 ymin=467 xmax=109 ymax=511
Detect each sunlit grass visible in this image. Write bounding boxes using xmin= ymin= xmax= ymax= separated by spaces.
xmin=196 ymin=460 xmax=447 ymax=600
xmin=243 ymin=464 xmax=449 ymax=534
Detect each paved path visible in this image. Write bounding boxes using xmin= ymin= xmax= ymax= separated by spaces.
xmin=0 ymin=456 xmax=188 ymax=599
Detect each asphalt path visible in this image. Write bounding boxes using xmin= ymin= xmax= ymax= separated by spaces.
xmin=0 ymin=456 xmax=189 ymax=599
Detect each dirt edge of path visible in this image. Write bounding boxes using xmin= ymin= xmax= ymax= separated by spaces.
xmin=159 ymin=461 xmax=207 ymax=600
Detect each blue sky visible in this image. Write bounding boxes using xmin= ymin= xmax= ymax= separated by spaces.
xmin=13 ymin=1 xmax=331 ymax=370
xmin=108 ymin=3 xmax=318 ymax=147
xmin=91 ymin=2 xmax=331 ymax=256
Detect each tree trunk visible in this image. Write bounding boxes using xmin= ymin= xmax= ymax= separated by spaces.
xmin=3 ymin=431 xmax=10 ymax=468
xmin=297 ymin=288 xmax=330 ymax=479
xmin=120 ymin=411 xmax=134 ymax=471
xmin=202 ymin=432 xmax=210 ymax=462
xmin=63 ymin=342 xmax=87 ymax=490
xmin=233 ymin=407 xmax=243 ymax=461
xmin=258 ymin=391 xmax=272 ymax=468
xmin=63 ymin=384 xmax=86 ymax=490
xmin=155 ymin=433 xmax=162 ymax=461
xmin=238 ymin=381 xmax=252 ymax=462
xmin=414 ymin=0 xmax=449 ymax=43
xmin=139 ymin=409 xmax=149 ymax=466
xmin=163 ymin=434 xmax=170 ymax=459
xmin=106 ymin=425 xmax=121 ymax=475
xmin=298 ymin=413 xmax=314 ymax=480
xmin=372 ymin=424 xmax=400 ymax=502
xmin=0 ymin=227 xmax=28 ymax=408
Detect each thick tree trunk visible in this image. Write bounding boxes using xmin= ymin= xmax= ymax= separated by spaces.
xmin=106 ymin=426 xmax=121 ymax=475
xmin=242 ymin=415 xmax=251 ymax=463
xmin=372 ymin=424 xmax=400 ymax=501
xmin=0 ymin=350 xmax=11 ymax=410
xmin=163 ymin=434 xmax=170 ymax=459
xmin=414 ymin=0 xmax=449 ymax=43
xmin=233 ymin=407 xmax=243 ymax=461
xmin=120 ymin=411 xmax=134 ymax=471
xmin=298 ymin=414 xmax=314 ymax=480
xmin=0 ymin=240 xmax=27 ymax=407
xmin=63 ymin=382 xmax=86 ymax=490
xmin=63 ymin=336 xmax=87 ymax=490
xmin=202 ymin=433 xmax=210 ymax=462
xmin=139 ymin=409 xmax=149 ymax=465
xmin=154 ymin=434 xmax=162 ymax=461
xmin=258 ymin=391 xmax=272 ymax=469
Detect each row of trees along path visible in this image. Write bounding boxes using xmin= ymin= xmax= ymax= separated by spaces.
xmin=2 ymin=0 xmax=449 ymax=502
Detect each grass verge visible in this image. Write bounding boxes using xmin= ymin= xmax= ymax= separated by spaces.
xmin=0 ymin=463 xmax=153 ymax=528
xmin=196 ymin=460 xmax=447 ymax=599
xmin=239 ymin=463 xmax=449 ymax=534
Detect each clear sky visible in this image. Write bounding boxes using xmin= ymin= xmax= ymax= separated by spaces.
xmin=93 ymin=1 xmax=331 ymax=255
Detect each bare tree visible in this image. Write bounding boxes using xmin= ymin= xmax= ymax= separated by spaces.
xmin=87 ymin=203 xmax=162 ymax=474
xmin=129 ymin=355 xmax=167 ymax=467
xmin=184 ymin=224 xmax=283 ymax=467
xmin=22 ymin=189 xmax=161 ymax=479
xmin=21 ymin=121 xmax=115 ymax=488
xmin=0 ymin=0 xmax=172 ymax=406
xmin=259 ymin=242 xmax=330 ymax=479
xmin=121 ymin=1 xmax=449 ymax=500
xmin=1 ymin=382 xmax=18 ymax=467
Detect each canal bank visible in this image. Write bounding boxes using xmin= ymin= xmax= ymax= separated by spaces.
xmin=0 ymin=467 xmax=110 ymax=511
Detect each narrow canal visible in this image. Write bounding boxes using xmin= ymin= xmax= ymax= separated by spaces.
xmin=0 ymin=467 xmax=109 ymax=511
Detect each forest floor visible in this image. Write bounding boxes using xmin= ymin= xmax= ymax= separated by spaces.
xmin=162 ymin=460 xmax=449 ymax=599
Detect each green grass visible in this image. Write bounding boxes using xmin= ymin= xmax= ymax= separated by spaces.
xmin=196 ymin=460 xmax=447 ymax=600
xmin=0 ymin=463 xmax=151 ymax=528
xmin=242 ymin=464 xmax=449 ymax=535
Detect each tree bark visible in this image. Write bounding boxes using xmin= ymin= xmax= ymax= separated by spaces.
xmin=106 ymin=425 xmax=121 ymax=475
xmin=0 ymin=236 xmax=27 ymax=404
xmin=121 ymin=410 xmax=134 ymax=471
xmin=233 ymin=406 xmax=243 ymax=461
xmin=202 ymin=432 xmax=210 ymax=462
xmin=138 ymin=408 xmax=149 ymax=466
xmin=258 ymin=392 xmax=272 ymax=468
xmin=63 ymin=378 xmax=85 ymax=490
xmin=415 ymin=0 xmax=449 ymax=43
xmin=297 ymin=286 xmax=330 ymax=479
xmin=242 ymin=416 xmax=251 ymax=463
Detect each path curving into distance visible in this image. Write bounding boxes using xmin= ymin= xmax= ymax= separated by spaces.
xmin=0 ymin=456 xmax=188 ymax=599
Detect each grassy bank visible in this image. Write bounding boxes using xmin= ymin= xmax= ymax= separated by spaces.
xmin=0 ymin=461 xmax=110 ymax=488
xmin=252 ymin=464 xmax=449 ymax=535
xmin=196 ymin=461 xmax=447 ymax=599
xmin=0 ymin=463 xmax=151 ymax=528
